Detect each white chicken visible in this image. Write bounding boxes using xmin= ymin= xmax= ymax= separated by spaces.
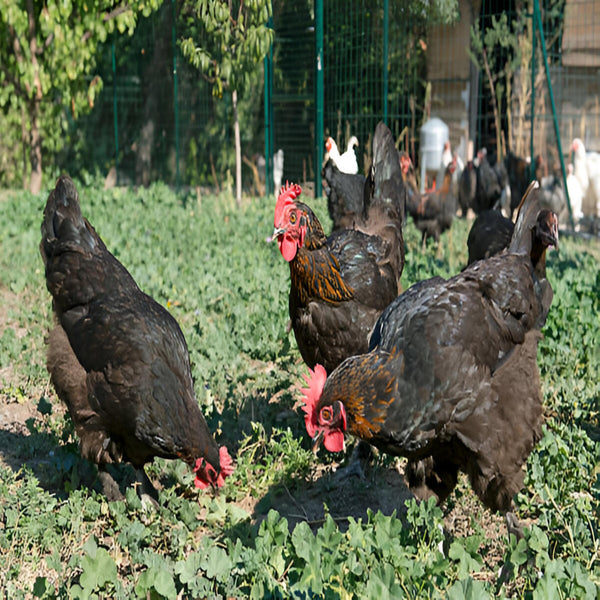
xmin=325 ymin=136 xmax=359 ymax=175
xmin=566 ymin=162 xmax=584 ymax=225
xmin=571 ymin=138 xmax=600 ymax=216
xmin=273 ymin=149 xmax=284 ymax=196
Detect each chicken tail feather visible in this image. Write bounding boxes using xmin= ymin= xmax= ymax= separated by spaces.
xmin=40 ymin=175 xmax=96 ymax=264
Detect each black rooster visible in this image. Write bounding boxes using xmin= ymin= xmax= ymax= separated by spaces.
xmin=273 ymin=123 xmax=405 ymax=374
xmin=467 ymin=209 xmax=515 ymax=264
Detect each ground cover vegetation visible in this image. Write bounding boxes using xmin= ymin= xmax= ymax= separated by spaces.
xmin=0 ymin=181 xmax=598 ymax=598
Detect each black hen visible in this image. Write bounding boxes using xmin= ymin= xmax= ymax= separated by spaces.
xmin=274 ymin=123 xmax=405 ymax=373
xmin=458 ymin=160 xmax=477 ymax=217
xmin=323 ymin=122 xmax=406 ymax=279
xmin=301 ymin=182 xmax=558 ymax=535
xmin=504 ymin=151 xmax=531 ymax=216
xmin=273 ymin=183 xmax=401 ymax=374
xmin=467 ymin=209 xmax=515 ymax=264
xmin=40 ymin=175 xmax=231 ymax=500
xmin=359 ymin=121 xmax=406 ymax=281
xmin=474 ymin=148 xmax=503 ymax=214
xmin=322 ymin=160 xmax=366 ymax=231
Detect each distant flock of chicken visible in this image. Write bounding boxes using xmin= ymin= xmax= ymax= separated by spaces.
xmin=324 ymin=132 xmax=599 ymax=246
xmin=42 ymin=121 xmax=562 ymax=540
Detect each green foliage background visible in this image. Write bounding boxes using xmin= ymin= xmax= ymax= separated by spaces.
xmin=0 ymin=0 xmax=163 ymax=189
xmin=0 ymin=181 xmax=598 ymax=597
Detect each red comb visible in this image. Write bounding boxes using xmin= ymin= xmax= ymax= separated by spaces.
xmin=274 ymin=181 xmax=302 ymax=226
xmin=299 ymin=364 xmax=327 ymax=438
xmin=193 ymin=445 xmax=234 ymax=490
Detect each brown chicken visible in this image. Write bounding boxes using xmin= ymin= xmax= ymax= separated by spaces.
xmin=407 ymin=158 xmax=457 ymax=247
xmin=300 ymin=182 xmax=558 ymax=534
xmin=40 ymin=175 xmax=232 ymax=501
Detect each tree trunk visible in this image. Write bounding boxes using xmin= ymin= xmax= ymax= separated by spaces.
xmin=29 ymin=98 xmax=42 ymax=194
xmin=26 ymin=0 xmax=43 ymax=194
xmin=21 ymin=106 xmax=28 ymax=190
xmin=232 ymin=88 xmax=242 ymax=206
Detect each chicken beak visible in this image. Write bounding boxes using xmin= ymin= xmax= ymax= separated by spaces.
xmin=270 ymin=226 xmax=286 ymax=242
xmin=312 ymin=430 xmax=324 ymax=454
xmin=549 ymin=219 xmax=559 ymax=251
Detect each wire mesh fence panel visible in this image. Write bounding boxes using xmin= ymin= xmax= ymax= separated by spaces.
xmin=268 ymin=0 xmax=452 ymax=192
xmin=471 ymin=0 xmax=600 ymax=227
xmin=322 ymin=0 xmax=427 ymax=173
xmin=60 ymin=2 xmax=235 ymax=190
xmin=268 ymin=1 xmax=317 ymax=195
xmin=45 ymin=0 xmax=600 ymax=223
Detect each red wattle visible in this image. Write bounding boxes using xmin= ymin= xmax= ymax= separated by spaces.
xmin=279 ymin=235 xmax=298 ymax=262
xmin=324 ymin=430 xmax=344 ymax=452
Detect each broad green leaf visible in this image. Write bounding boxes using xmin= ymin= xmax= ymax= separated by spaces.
xmin=79 ymin=547 xmax=118 ymax=592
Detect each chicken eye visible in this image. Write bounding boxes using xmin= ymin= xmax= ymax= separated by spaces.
xmin=289 ymin=212 xmax=297 ymax=224
xmin=320 ymin=407 xmax=332 ymax=422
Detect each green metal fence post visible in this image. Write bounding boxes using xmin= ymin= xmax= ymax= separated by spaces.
xmin=315 ymin=0 xmax=324 ymax=198
xmin=533 ymin=0 xmax=574 ymax=228
xmin=172 ymin=0 xmax=180 ymax=192
xmin=264 ymin=16 xmax=273 ymax=197
xmin=112 ymin=40 xmax=119 ymax=185
xmin=530 ymin=6 xmax=536 ymax=182
xmin=382 ymin=0 xmax=389 ymax=125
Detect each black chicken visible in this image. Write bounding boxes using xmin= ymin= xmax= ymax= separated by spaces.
xmin=458 ymin=160 xmax=477 ymax=217
xmin=474 ymin=148 xmax=504 ymax=214
xmin=41 ymin=175 xmax=232 ymax=501
xmin=322 ymin=160 xmax=366 ymax=231
xmin=359 ymin=121 xmax=406 ymax=280
xmin=323 ymin=122 xmax=406 ymax=272
xmin=466 ymin=209 xmax=515 ymax=264
xmin=504 ymin=151 xmax=531 ymax=217
xmin=272 ymin=183 xmax=401 ymax=374
xmin=301 ymin=182 xmax=558 ymax=535
xmin=273 ymin=123 xmax=405 ymax=374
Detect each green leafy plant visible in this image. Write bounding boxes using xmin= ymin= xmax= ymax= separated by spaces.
xmin=0 ymin=183 xmax=598 ymax=597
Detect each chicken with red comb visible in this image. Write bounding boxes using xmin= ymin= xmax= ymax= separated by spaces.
xmin=194 ymin=446 xmax=235 ymax=489
xmin=272 ymin=180 xmax=401 ymax=374
xmin=41 ymin=175 xmax=233 ymax=503
xmin=272 ymin=123 xmax=405 ymax=375
xmin=300 ymin=182 xmax=557 ymax=537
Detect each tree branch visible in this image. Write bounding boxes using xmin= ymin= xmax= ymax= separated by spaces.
xmin=8 ymin=26 xmax=30 ymax=98
xmin=37 ymin=32 xmax=54 ymax=55
xmin=103 ymin=4 xmax=131 ymax=22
